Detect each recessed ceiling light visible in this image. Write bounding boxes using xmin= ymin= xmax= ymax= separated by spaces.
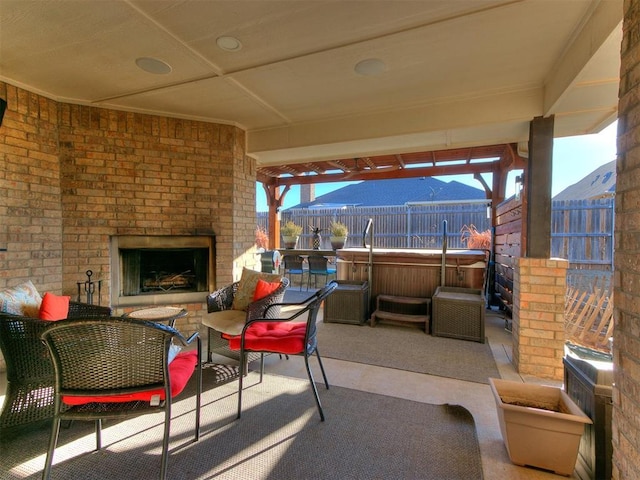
xmin=216 ymin=36 xmax=242 ymax=52
xmin=135 ymin=57 xmax=172 ymax=75
xmin=354 ymin=58 xmax=386 ymax=76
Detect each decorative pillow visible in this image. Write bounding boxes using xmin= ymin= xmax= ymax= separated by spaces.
xmin=0 ymin=280 xmax=43 ymax=318
xmin=253 ymin=278 xmax=282 ymax=302
xmin=38 ymin=292 xmax=71 ymax=321
xmin=231 ymin=268 xmax=282 ymax=311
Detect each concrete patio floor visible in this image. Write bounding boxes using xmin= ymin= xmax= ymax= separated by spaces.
xmin=261 ymin=288 xmax=574 ymax=480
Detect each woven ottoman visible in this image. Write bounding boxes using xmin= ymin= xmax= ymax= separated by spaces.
xmin=432 ymin=286 xmax=485 ymax=343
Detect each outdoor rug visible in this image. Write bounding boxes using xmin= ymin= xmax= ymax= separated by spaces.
xmin=1 ymin=370 xmax=483 ymax=480
xmin=317 ymin=321 xmax=500 ymax=384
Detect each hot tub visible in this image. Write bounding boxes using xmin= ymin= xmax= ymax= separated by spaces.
xmin=336 ymin=248 xmax=488 ymax=311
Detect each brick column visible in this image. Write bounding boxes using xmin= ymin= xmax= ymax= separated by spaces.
xmin=512 ymin=257 xmax=568 ymax=380
xmin=614 ymin=2 xmax=640 ymax=478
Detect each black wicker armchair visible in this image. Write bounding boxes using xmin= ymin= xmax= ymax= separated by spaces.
xmin=40 ymin=317 xmax=201 ymax=480
xmin=0 ymin=301 xmax=112 ymax=437
xmin=203 ymin=277 xmax=289 ymax=363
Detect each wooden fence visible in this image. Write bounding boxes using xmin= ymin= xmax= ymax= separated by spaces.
xmin=565 ymin=275 xmax=613 ymax=353
xmin=493 ymin=196 xmax=524 ymax=314
xmin=551 ymin=197 xmax=614 ymax=270
xmin=257 ymin=201 xmax=492 ymax=250
xmin=258 ymin=198 xmax=614 ymax=269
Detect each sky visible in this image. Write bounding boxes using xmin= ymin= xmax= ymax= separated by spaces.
xmin=256 ymin=121 xmax=618 ymax=212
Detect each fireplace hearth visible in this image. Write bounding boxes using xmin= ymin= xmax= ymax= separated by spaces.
xmin=111 ymin=235 xmax=215 ymax=307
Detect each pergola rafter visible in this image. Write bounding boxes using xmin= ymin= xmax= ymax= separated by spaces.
xmin=258 ymin=143 xmax=526 ymax=187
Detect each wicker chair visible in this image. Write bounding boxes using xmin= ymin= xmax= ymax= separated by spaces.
xmin=203 ymin=277 xmax=289 ymax=364
xmin=226 ymin=281 xmax=338 ymax=420
xmin=0 ymin=301 xmax=112 ymax=436
xmin=40 ymin=317 xmax=201 ymax=480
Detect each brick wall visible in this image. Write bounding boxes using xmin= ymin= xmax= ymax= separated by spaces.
xmin=0 ymin=81 xmax=258 ymax=334
xmin=0 ymin=83 xmax=63 ymax=293
xmin=613 ymin=1 xmax=640 ymax=478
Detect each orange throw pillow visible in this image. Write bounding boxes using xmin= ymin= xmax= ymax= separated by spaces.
xmin=231 ymin=268 xmax=282 ymax=311
xmin=253 ymin=278 xmax=281 ymax=301
xmin=38 ymin=292 xmax=70 ymax=321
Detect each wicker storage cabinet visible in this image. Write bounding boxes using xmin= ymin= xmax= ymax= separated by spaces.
xmin=324 ymin=280 xmax=369 ymax=325
xmin=432 ymin=286 xmax=485 ymax=343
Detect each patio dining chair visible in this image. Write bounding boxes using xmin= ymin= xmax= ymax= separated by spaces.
xmin=306 ymin=255 xmax=337 ymax=290
xmin=40 ymin=318 xmax=202 ymax=480
xmin=282 ymin=254 xmax=306 ymax=291
xmin=224 ymin=281 xmax=338 ymax=421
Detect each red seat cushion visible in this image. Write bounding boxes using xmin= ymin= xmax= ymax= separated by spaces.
xmin=62 ymin=350 xmax=197 ymax=406
xmin=225 ymin=321 xmax=307 ymax=355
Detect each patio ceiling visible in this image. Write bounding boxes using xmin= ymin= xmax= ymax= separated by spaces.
xmin=0 ymin=0 xmax=622 ymax=182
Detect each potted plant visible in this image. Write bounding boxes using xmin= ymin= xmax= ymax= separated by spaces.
xmin=255 ymin=225 xmax=269 ymax=251
xmin=329 ymin=221 xmax=348 ymax=250
xmin=489 ymin=378 xmax=592 ymax=476
xmin=281 ymin=221 xmax=303 ymax=249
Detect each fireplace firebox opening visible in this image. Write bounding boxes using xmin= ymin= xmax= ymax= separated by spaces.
xmin=111 ymin=235 xmax=215 ymax=307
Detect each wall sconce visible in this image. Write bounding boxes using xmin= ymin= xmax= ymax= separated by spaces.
xmin=515 ymin=173 xmax=525 ymax=200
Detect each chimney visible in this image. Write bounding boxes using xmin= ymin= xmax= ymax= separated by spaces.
xmin=300 ymin=184 xmax=315 ymax=204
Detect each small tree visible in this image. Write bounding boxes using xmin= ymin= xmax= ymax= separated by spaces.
xmin=255 ymin=225 xmax=269 ymax=250
xmin=460 ymin=224 xmax=491 ymax=249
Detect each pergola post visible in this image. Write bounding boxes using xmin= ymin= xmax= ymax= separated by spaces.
xmin=512 ymin=115 xmax=565 ymax=380
xmin=262 ymin=183 xmax=291 ymax=249
xmin=525 ymin=115 xmax=554 ymax=258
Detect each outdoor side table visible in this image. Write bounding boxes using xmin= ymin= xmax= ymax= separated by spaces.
xmin=122 ymin=306 xmax=188 ymax=327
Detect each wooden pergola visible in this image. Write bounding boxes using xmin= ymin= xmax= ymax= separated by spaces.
xmin=257 ymin=142 xmax=528 ymax=249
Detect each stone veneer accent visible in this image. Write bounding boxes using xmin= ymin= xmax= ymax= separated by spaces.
xmin=512 ymin=257 xmax=568 ymax=380
xmin=0 ymin=81 xmax=258 ymax=336
xmin=613 ymin=2 xmax=640 ymax=478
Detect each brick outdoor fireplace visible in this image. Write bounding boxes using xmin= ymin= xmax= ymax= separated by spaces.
xmin=111 ymin=235 xmax=215 ymax=308
xmin=0 ymin=82 xmax=260 ymax=335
